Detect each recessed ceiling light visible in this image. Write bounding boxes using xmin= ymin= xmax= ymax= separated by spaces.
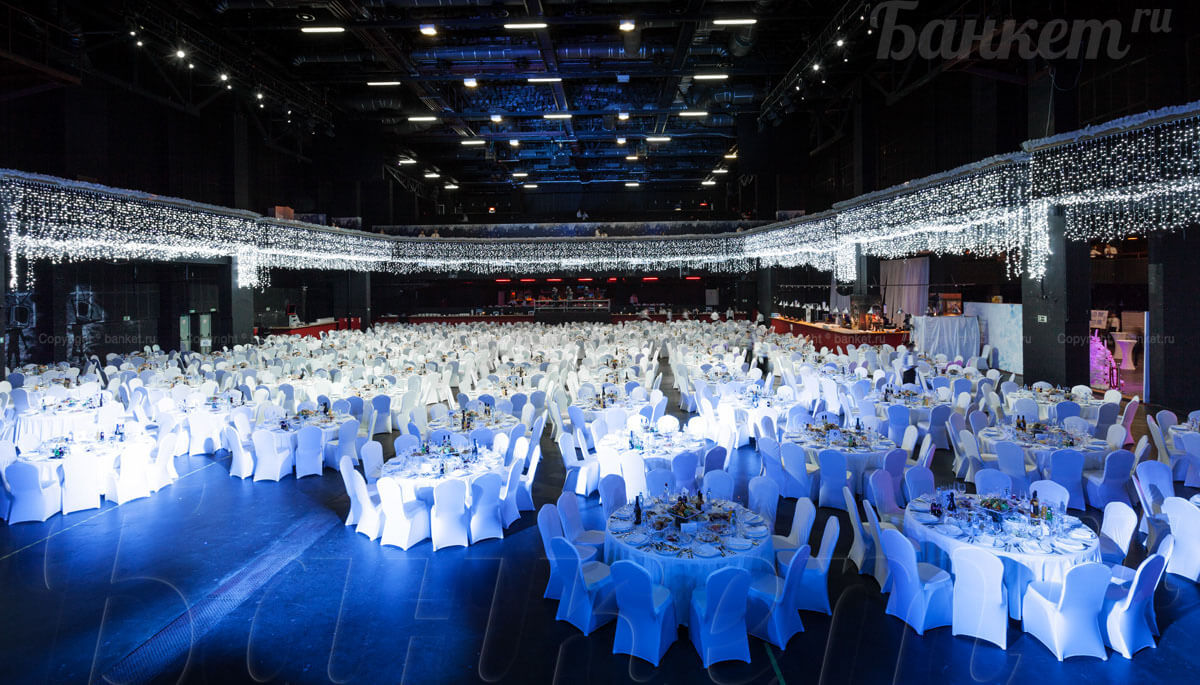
xmin=624 ymin=182 xmax=640 ymax=187
xmin=419 ymin=24 xmax=437 ymax=36
xmin=616 ymin=137 xmax=626 ymax=145
xmin=490 ymin=114 xmax=503 ymax=122
xmin=617 ymin=111 xmax=629 ymax=120
xmin=678 ymin=110 xmax=707 ymax=117
xmin=219 ymin=73 xmax=229 ymax=81
xmin=408 ymin=116 xmax=437 ymax=122
xmin=619 ymin=19 xmax=636 ymax=32
xmin=713 ymin=168 xmax=729 ymax=174
xmin=512 ymin=172 xmax=528 ymax=177
xmin=714 ymin=18 xmax=757 ymax=26
xmin=461 ymin=139 xmax=486 ymax=146
xmin=398 ymin=158 xmax=417 ymax=165
xmin=300 ymin=26 xmax=344 ymax=33
xmin=255 ymin=92 xmax=263 ymax=100
xmin=693 ymin=74 xmax=729 ymax=81
xmin=509 ymin=139 xmax=520 ymax=146
xmin=836 ymin=38 xmax=845 ymax=47
xmin=812 ymin=63 xmax=820 ymax=71
xmin=543 ymin=113 xmax=572 ymax=119
xmin=175 ymin=49 xmax=186 ymax=58
xmin=646 ymin=136 xmax=671 ymax=143
xmin=444 ymin=183 xmax=459 ymax=189
xmin=625 ymin=155 xmax=638 ymax=161
xmin=505 ymin=22 xmax=548 ymax=30
xmin=724 ymin=153 xmax=737 ymax=159
xmin=523 ymin=183 xmax=538 ymax=188
xmin=188 ymin=63 xmax=194 ymax=69
xmin=701 ymin=180 xmax=717 ymax=185
xmin=463 ymin=77 xmax=478 ymax=88
xmin=135 ymin=40 xmax=143 ymax=47
xmin=528 ymin=76 xmax=562 ymax=83
xmin=368 ymin=81 xmax=401 ymax=86
xmin=424 ymin=172 xmax=440 ymax=178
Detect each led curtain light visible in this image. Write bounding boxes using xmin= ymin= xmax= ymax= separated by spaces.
xmin=1027 ymin=100 xmax=1200 ymax=243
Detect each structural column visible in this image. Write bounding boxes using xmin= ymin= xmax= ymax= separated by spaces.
xmin=1020 ymin=208 xmax=1090 ymax=386
xmin=344 ymin=272 xmax=371 ymax=329
xmin=755 ymin=263 xmax=773 ymax=322
xmin=221 ymin=256 xmax=255 ymax=347
xmin=1147 ymin=230 xmax=1200 ymax=409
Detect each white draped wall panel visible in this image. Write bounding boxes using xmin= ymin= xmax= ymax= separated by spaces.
xmin=879 ymin=258 xmax=929 ymax=320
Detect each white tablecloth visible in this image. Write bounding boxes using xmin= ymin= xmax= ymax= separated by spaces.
xmin=380 ymin=447 xmax=504 ymax=504
xmin=977 ymin=426 xmax=1108 ymax=474
xmin=428 ymin=410 xmax=519 ymax=438
xmin=910 ymin=316 xmax=979 ymax=361
xmin=597 ymin=431 xmax=708 ymax=472
xmin=1004 ymin=390 xmax=1104 ymax=422
xmin=903 ymin=499 xmax=1100 ymax=619
xmin=783 ymin=431 xmax=895 ymax=493
xmin=14 ymin=408 xmax=100 ymax=446
xmin=603 ymin=500 xmax=774 ymax=625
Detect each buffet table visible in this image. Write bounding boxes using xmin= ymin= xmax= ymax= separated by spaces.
xmin=909 ymin=316 xmax=979 ymax=361
xmin=771 ymin=317 xmax=909 ymax=350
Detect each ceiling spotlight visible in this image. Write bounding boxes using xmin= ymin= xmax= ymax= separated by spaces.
xmin=625 ymin=155 xmax=638 ymax=161
xmin=136 ymin=40 xmax=143 ymax=47
xmin=714 ymin=18 xmax=757 ymax=26
xmin=724 ymin=152 xmax=737 ymax=159
xmin=543 ymin=113 xmax=572 ymax=119
xmin=617 ymin=111 xmax=629 ymax=120
xmin=812 ymin=63 xmax=820 ymax=71
xmin=444 ymin=184 xmax=459 ymax=189
xmin=225 ymin=84 xmax=232 ymax=90
xmin=523 ymin=183 xmax=538 ymax=188
xmin=368 ymin=81 xmax=401 ymax=86
xmin=129 ymin=30 xmax=136 ymax=36
xmin=255 ymin=91 xmax=264 ymax=100
xmin=461 ymin=139 xmax=486 ymax=146
xmin=505 ymin=22 xmax=548 ymax=30
xmin=219 ymin=73 xmax=229 ymax=81
xmin=463 ymin=77 xmax=478 ymax=88
xmin=646 ymin=136 xmax=671 ymax=143
xmin=300 ymin=26 xmax=345 ymax=33
xmin=619 ymin=19 xmax=636 ymax=32
xmin=188 ymin=63 xmax=194 ymax=69
xmin=490 ymin=114 xmax=503 ymax=122
xmin=616 ymin=137 xmax=626 ymax=145
xmin=398 ymin=158 xmax=417 ymax=165
xmin=528 ymin=76 xmax=561 ymax=83
xmin=175 ymin=49 xmax=186 ymax=59
xmin=701 ymin=180 xmax=717 ymax=185
xmin=713 ymin=168 xmax=729 ymax=174
xmin=408 ymin=116 xmax=437 ymax=122
xmin=512 ymin=172 xmax=528 ymax=178
xmin=836 ymin=38 xmax=845 ymax=47
xmin=258 ymin=103 xmax=264 ymax=109
xmin=509 ymin=139 xmax=520 ymax=146
xmin=693 ymin=74 xmax=729 ymax=81
xmin=678 ymin=110 xmax=708 ymax=117
xmin=419 ymin=24 xmax=437 ymax=36
xmin=624 ymin=182 xmax=640 ymax=187
xmin=424 ymin=172 xmax=440 ymax=178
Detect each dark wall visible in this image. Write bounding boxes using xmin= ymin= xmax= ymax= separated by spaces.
xmin=1147 ymin=229 xmax=1200 ymax=411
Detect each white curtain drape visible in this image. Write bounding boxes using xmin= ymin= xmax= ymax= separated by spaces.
xmin=829 ymin=273 xmax=850 ymax=313
xmin=880 ymin=257 xmax=929 ymax=321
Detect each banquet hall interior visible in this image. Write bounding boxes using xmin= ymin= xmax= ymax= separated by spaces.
xmin=3 ymin=0 xmax=1200 ymax=683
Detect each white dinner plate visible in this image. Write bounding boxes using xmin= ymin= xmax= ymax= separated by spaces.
xmin=724 ymin=537 xmax=751 ymax=550
xmin=693 ymin=544 xmax=720 ymax=558
xmin=1069 ymin=527 xmax=1097 ymax=541
xmin=610 ymin=520 xmax=633 ymax=533
xmin=744 ymin=525 xmax=769 ymax=538
xmin=911 ymin=512 xmax=938 ymax=525
xmin=936 ymin=523 xmax=963 ymax=537
xmin=624 ymin=533 xmax=648 ymax=546
xmin=908 ymin=501 xmax=930 ymax=513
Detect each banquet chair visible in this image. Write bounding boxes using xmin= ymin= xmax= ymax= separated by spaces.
xmin=1102 ymin=553 xmax=1167 ymax=659
xmin=517 ymin=445 xmax=542 ymax=512
xmin=958 ymin=430 xmax=997 ymax=484
xmin=5 ymin=460 xmax=61 ymax=523
xmin=61 ymin=454 xmax=102 ymax=514
xmin=469 ymin=472 xmax=505 ymax=544
xmin=967 ymin=410 xmax=990 ymax=436
xmin=994 ymin=441 xmax=1035 ymax=495
xmin=376 ymin=477 xmax=430 ymax=550
xmin=689 ymin=567 xmax=752 ymax=667
xmin=557 ymin=491 xmax=607 ymax=546
xmin=645 ymin=469 xmax=673 ymax=498
xmin=346 ymin=467 xmax=383 ymax=540
xmin=817 ymin=450 xmax=850 ymax=510
xmin=1171 ymin=431 xmax=1200 ymax=488
xmin=748 ymin=475 xmax=779 ymax=526
xmin=431 ymin=479 xmax=470 ymax=550
xmin=468 ymin=427 xmax=494 ymax=451
xmin=1011 ymin=398 xmax=1039 ymax=424
xmin=1046 ymin=449 xmax=1086 ymax=510
xmin=974 ymin=469 xmax=1011 ymax=497
xmin=550 ymin=537 xmax=617 ymax=636
xmin=842 ymin=486 xmax=871 ymax=575
xmin=186 ymin=412 xmax=221 ymax=456
xmin=335 ymin=458 xmax=362 ymax=527
xmin=655 ymin=415 xmax=679 ymax=434
xmin=558 ymin=432 xmax=599 ymax=497
xmin=598 ymin=474 xmax=627 ymax=519
xmin=369 ymin=395 xmax=393 ymax=435
xmin=620 ymin=452 xmax=650 ymax=501
xmin=1084 ymin=449 xmax=1135 ymax=508
xmin=251 ymin=430 xmax=293 ymax=482
xmin=882 ymin=528 xmax=952 ymax=635
xmin=703 ymin=446 xmax=727 ymax=475
xmin=393 ymin=433 xmax=420 ymax=458
xmin=748 ymin=543 xmax=809 ymax=650
xmin=149 ymin=425 xmax=183 ymax=492
xmin=1098 ymin=501 xmax=1138 ymax=566
xmin=536 ymin=504 xmax=598 ymax=600
xmin=294 ymin=425 xmax=325 ymax=479
xmin=1054 ymin=401 xmax=1081 ymax=424
xmin=1091 ymin=402 xmax=1121 ymax=439
xmin=1030 ymin=480 xmax=1069 ymax=511
xmin=223 ymin=426 xmax=255 ymax=479
xmin=862 ymin=500 xmax=893 ymax=590
xmin=1021 ymin=561 xmax=1111 ymax=661
xmin=611 ymin=560 xmax=677 ymax=667
xmin=772 ymin=497 xmax=816 ymax=555
xmin=1160 ymin=497 xmax=1200 ymax=581
xmin=359 ymin=440 xmax=384 ymax=485
xmin=1103 ymin=424 xmax=1127 ymax=454
xmin=498 ymin=459 xmax=522 ymax=527
xmin=702 ymin=469 xmax=734 ymax=501
xmin=671 ymin=451 xmax=699 ymax=493
xmin=867 ymin=470 xmax=904 ymax=527
xmin=325 ymin=418 xmax=362 ymax=470
xmin=1145 ymin=416 xmax=1188 ymax=481
xmin=903 ymin=466 xmax=935 ymax=502
xmin=918 ymin=404 xmax=953 ymax=450
xmin=951 ymin=546 xmax=1007 ymax=649
xmin=1062 ymin=416 xmax=1091 ymax=437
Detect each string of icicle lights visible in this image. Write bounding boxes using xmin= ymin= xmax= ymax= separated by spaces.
xmin=1027 ymin=102 xmax=1200 ymax=244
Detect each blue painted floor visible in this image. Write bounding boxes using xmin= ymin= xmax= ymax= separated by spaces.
xmin=2 ymin=384 xmax=1199 ymax=683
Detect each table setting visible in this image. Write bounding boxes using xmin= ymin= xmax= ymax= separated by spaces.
xmin=1004 ymin=387 xmax=1105 ymax=422
xmin=429 ymin=407 xmax=519 ymax=436
xmin=597 ymin=428 xmax=708 ymax=471
xmin=904 ymin=487 xmax=1100 ymax=618
xmin=782 ymin=421 xmax=896 ymax=492
xmin=604 ymin=493 xmax=774 ymax=625
xmin=380 ymin=444 xmax=505 ymax=504
xmin=977 ymin=421 xmax=1108 ymax=474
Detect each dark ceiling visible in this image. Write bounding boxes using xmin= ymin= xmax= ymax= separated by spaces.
xmin=27 ymin=0 xmax=874 ymax=193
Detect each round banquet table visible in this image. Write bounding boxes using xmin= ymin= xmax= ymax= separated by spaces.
xmin=903 ymin=496 xmax=1100 ymax=619
xmin=782 ymin=429 xmax=896 ymax=494
xmin=603 ymin=499 xmax=774 ymax=625
xmin=14 ymin=406 xmax=101 ymax=446
xmin=596 ymin=430 xmax=709 ymax=472
xmin=262 ymin=413 xmax=351 ymax=454
xmin=577 ymin=396 xmax=651 ymax=423
xmin=18 ymin=435 xmax=155 ymax=482
xmin=976 ymin=426 xmax=1108 ymax=475
xmin=379 ymin=446 xmax=505 ymax=505
xmin=1004 ymin=390 xmax=1105 ymax=422
xmin=428 ymin=410 xmax=519 ymax=438
xmin=872 ymin=396 xmax=935 ymax=425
